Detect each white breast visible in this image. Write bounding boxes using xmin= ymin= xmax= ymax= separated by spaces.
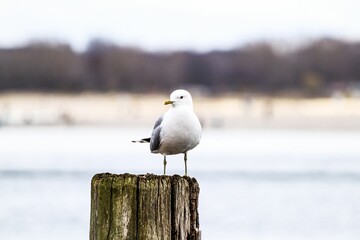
xmin=158 ymin=107 xmax=202 ymax=155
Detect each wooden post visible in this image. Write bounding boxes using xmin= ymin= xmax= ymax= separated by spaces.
xmin=90 ymin=173 xmax=201 ymax=240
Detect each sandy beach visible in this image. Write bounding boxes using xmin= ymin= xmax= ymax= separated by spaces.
xmin=0 ymin=92 xmax=360 ymax=129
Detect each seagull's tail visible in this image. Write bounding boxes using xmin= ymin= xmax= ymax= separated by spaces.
xmin=132 ymin=137 xmax=151 ymax=143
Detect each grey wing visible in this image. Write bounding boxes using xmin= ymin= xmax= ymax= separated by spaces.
xmin=150 ymin=115 xmax=163 ymax=152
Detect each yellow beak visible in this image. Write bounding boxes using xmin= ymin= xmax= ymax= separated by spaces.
xmin=164 ymin=100 xmax=174 ymax=105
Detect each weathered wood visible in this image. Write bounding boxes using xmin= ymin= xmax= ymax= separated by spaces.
xmin=90 ymin=173 xmax=138 ymax=240
xmin=90 ymin=173 xmax=200 ymax=240
xmin=188 ymin=177 xmax=201 ymax=240
xmin=137 ymin=175 xmax=171 ymax=239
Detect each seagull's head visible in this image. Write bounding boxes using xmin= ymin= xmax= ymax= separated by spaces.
xmin=164 ymin=89 xmax=193 ymax=107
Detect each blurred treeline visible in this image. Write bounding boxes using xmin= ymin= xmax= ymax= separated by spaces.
xmin=0 ymin=38 xmax=359 ymax=96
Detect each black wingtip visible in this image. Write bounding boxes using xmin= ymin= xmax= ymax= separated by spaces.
xmin=132 ymin=138 xmax=151 ymax=143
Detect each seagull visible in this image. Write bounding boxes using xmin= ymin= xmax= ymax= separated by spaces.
xmin=132 ymin=89 xmax=202 ymax=176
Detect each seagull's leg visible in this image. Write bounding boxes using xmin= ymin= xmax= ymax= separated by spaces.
xmin=184 ymin=152 xmax=188 ymax=176
xmin=163 ymin=155 xmax=167 ymax=175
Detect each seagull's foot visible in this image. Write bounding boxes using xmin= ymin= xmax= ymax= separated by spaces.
xmin=184 ymin=152 xmax=188 ymax=176
xmin=163 ymin=156 xmax=167 ymax=175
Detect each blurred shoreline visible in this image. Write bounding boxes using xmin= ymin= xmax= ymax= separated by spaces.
xmin=1 ymin=92 xmax=360 ymax=129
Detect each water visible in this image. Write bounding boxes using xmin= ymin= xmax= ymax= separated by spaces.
xmin=1 ymin=126 xmax=360 ymax=240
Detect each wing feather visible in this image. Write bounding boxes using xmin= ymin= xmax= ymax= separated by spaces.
xmin=150 ymin=115 xmax=163 ymax=152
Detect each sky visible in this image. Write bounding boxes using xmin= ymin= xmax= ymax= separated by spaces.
xmin=0 ymin=0 xmax=359 ymax=52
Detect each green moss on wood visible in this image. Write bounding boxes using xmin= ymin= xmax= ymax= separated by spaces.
xmin=109 ymin=175 xmax=138 ymax=240
xmin=90 ymin=174 xmax=113 ymax=240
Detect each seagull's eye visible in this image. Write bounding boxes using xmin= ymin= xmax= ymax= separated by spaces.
xmin=180 ymin=96 xmax=184 ymax=99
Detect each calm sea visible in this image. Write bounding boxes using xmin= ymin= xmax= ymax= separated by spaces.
xmin=0 ymin=126 xmax=360 ymax=240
